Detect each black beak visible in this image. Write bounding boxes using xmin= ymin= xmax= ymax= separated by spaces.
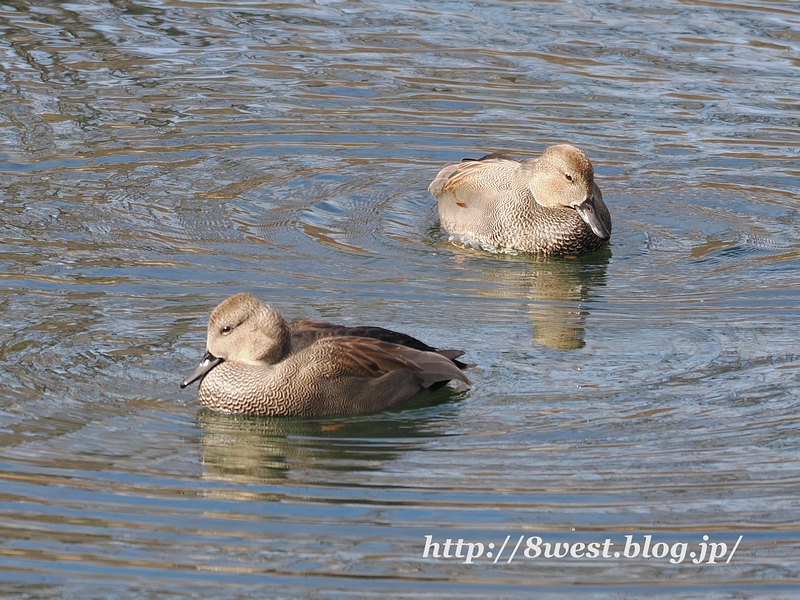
xmin=180 ymin=350 xmax=223 ymax=388
xmin=575 ymin=197 xmax=610 ymax=240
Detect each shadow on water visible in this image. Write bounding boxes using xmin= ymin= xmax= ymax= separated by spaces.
xmin=196 ymin=387 xmax=465 ymax=484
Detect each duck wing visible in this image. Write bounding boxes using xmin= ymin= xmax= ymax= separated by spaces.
xmin=306 ymin=336 xmax=470 ymax=388
xmin=429 ymin=154 xmax=523 ymax=200
xmin=289 ymin=320 xmax=470 ymax=368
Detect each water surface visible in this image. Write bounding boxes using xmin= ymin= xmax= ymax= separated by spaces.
xmin=1 ymin=0 xmax=799 ymax=597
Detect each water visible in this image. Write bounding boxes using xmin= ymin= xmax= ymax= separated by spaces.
xmin=1 ymin=0 xmax=799 ymax=597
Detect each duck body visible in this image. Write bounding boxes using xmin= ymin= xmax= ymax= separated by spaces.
xmin=429 ymin=145 xmax=612 ymax=256
xmin=181 ymin=294 xmax=470 ymax=417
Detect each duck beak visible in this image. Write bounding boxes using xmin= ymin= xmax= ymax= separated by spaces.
xmin=575 ymin=197 xmax=610 ymax=240
xmin=181 ymin=350 xmax=223 ymax=388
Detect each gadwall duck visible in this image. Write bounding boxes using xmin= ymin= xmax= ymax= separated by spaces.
xmin=181 ymin=293 xmax=471 ymax=417
xmin=429 ymin=144 xmax=612 ymax=256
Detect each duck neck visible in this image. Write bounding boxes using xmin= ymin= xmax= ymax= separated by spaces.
xmin=258 ymin=306 xmax=292 ymax=365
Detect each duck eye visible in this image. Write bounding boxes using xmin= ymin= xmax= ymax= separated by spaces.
xmin=564 ymin=173 xmax=573 ymax=182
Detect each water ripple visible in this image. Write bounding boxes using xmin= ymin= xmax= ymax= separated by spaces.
xmin=1 ymin=0 xmax=800 ymax=596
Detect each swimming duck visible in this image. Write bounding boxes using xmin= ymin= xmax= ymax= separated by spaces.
xmin=181 ymin=293 xmax=470 ymax=417
xmin=429 ymin=144 xmax=611 ymax=255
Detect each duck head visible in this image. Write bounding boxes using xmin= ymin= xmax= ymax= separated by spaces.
xmin=529 ymin=144 xmax=610 ymax=240
xmin=181 ymin=293 xmax=291 ymax=388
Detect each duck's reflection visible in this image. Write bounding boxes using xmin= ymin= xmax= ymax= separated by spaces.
xmin=520 ymin=249 xmax=609 ymax=350
xmin=449 ymin=245 xmax=610 ymax=350
xmin=196 ymin=389 xmax=462 ymax=484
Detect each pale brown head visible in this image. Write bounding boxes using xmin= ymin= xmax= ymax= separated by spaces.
xmin=180 ymin=293 xmax=291 ymax=388
xmin=528 ymin=144 xmax=610 ymax=240
xmin=206 ymin=293 xmax=291 ymax=364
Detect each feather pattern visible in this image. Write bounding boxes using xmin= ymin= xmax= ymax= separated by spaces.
xmin=182 ymin=294 xmax=471 ymax=417
xmin=430 ymin=144 xmax=612 ymax=255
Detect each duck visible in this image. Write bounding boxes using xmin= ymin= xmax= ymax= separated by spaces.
xmin=181 ymin=293 xmax=471 ymax=417
xmin=429 ymin=144 xmax=612 ymax=256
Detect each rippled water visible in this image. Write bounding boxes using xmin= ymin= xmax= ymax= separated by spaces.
xmin=1 ymin=0 xmax=799 ymax=597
